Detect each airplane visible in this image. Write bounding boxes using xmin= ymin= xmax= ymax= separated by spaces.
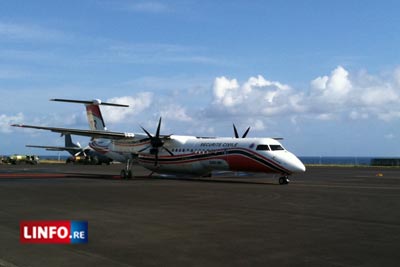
xmin=26 ymin=133 xmax=113 ymax=165
xmin=12 ymin=98 xmax=306 ymax=184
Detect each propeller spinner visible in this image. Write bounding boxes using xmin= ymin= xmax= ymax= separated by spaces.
xmin=139 ymin=117 xmax=174 ymax=166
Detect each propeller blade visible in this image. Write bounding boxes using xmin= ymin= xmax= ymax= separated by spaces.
xmin=233 ymin=124 xmax=239 ymax=138
xmin=242 ymin=127 xmax=250 ymax=138
xmin=140 ymin=126 xmax=153 ymax=139
xmin=155 ymin=117 xmax=162 ymax=138
xmin=138 ymin=145 xmax=152 ymax=153
xmin=163 ymin=147 xmax=174 ymax=156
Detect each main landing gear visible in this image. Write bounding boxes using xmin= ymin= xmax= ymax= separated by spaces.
xmin=279 ymin=176 xmax=290 ymax=185
xmin=120 ymin=159 xmax=133 ymax=179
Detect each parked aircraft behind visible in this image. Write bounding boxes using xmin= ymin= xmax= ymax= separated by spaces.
xmin=26 ymin=133 xmax=112 ymax=165
xmin=12 ymin=98 xmax=305 ymax=184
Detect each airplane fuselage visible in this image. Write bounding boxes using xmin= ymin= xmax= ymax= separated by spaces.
xmin=90 ymin=135 xmax=305 ymax=176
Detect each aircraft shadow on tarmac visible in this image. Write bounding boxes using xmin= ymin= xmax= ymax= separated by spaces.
xmin=63 ymin=172 xmax=277 ymax=185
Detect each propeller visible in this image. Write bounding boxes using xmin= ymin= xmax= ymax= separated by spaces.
xmin=138 ymin=117 xmax=174 ymax=166
xmin=233 ymin=124 xmax=251 ymax=138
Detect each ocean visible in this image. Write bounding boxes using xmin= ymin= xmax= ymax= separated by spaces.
xmin=299 ymin=157 xmax=373 ymax=166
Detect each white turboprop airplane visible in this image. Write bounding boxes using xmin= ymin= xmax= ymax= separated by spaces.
xmin=12 ymin=99 xmax=305 ymax=184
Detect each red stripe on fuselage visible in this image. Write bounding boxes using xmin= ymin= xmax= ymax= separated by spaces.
xmin=138 ymin=148 xmax=290 ymax=174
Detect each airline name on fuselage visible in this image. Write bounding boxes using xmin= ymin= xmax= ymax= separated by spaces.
xmin=200 ymin=142 xmax=239 ymax=148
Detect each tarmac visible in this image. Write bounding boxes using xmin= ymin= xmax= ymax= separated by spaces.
xmin=0 ymin=163 xmax=399 ymax=267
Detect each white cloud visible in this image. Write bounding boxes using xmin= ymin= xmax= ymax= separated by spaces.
xmin=394 ymin=67 xmax=400 ymax=87
xmin=316 ymin=113 xmax=335 ymax=121
xmin=0 ymin=113 xmax=24 ymax=133
xmin=310 ymin=76 xmax=328 ymax=90
xmin=360 ymin=86 xmax=398 ymax=106
xmin=377 ymin=111 xmax=400 ymax=122
xmin=213 ymin=76 xmax=240 ymax=107
xmin=210 ymin=74 xmax=299 ymax=118
xmin=160 ymin=105 xmax=192 ymax=122
xmin=103 ymin=93 xmax=153 ymax=124
xmin=310 ymin=66 xmax=352 ymax=103
xmin=205 ymin=65 xmax=400 ymax=125
xmin=251 ymin=119 xmax=265 ymax=131
xmin=306 ymin=66 xmax=400 ymax=121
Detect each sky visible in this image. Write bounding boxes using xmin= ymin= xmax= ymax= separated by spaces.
xmin=1 ymin=0 xmax=400 ymax=157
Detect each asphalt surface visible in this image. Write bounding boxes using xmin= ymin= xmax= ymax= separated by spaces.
xmin=0 ymin=163 xmax=399 ymax=267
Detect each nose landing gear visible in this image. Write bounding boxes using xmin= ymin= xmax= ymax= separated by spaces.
xmin=279 ymin=176 xmax=290 ymax=185
xmin=120 ymin=159 xmax=133 ymax=179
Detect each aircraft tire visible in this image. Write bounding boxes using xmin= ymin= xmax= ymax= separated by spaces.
xmin=120 ymin=170 xmax=127 ymax=179
xmin=279 ymin=176 xmax=289 ymax=185
xmin=127 ymin=170 xmax=133 ymax=179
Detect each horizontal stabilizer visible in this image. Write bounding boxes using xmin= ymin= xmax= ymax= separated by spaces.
xmin=26 ymin=145 xmax=81 ymax=151
xmin=50 ymin=98 xmax=129 ymax=107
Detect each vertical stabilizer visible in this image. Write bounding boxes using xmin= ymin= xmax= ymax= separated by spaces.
xmin=64 ymin=133 xmax=78 ymax=148
xmin=85 ymin=104 xmax=107 ymax=131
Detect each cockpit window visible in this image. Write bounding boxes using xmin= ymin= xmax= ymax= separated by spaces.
xmin=256 ymin=144 xmax=270 ymax=151
xmin=270 ymin=145 xmax=284 ymax=151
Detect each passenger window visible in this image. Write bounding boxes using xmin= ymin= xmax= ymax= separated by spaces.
xmin=270 ymin=145 xmax=284 ymax=151
xmin=256 ymin=145 xmax=270 ymax=151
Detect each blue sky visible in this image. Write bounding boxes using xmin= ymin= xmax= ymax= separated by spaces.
xmin=1 ymin=0 xmax=400 ymax=156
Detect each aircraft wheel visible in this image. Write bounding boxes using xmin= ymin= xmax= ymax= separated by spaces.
xmin=120 ymin=170 xmax=127 ymax=179
xmin=127 ymin=170 xmax=133 ymax=179
xmin=279 ymin=176 xmax=289 ymax=185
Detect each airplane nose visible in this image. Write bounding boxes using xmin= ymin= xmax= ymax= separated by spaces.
xmin=292 ymin=159 xmax=306 ymax=173
xmin=287 ymin=153 xmax=306 ymax=173
xmin=294 ymin=160 xmax=306 ymax=172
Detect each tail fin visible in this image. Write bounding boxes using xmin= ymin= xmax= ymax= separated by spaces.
xmin=64 ymin=133 xmax=79 ymax=148
xmin=85 ymin=104 xmax=107 ymax=130
xmin=50 ymin=98 xmax=129 ymax=131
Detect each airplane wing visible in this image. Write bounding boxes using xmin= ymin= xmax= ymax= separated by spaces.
xmin=11 ymin=124 xmax=135 ymax=140
xmin=26 ymin=145 xmax=80 ymax=151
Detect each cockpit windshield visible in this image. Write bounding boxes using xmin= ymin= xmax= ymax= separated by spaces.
xmin=256 ymin=145 xmax=270 ymax=151
xmin=270 ymin=145 xmax=285 ymax=151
